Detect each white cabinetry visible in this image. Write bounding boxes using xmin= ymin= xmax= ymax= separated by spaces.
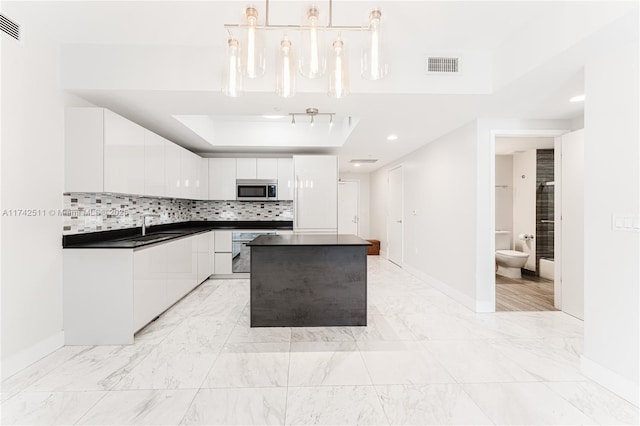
xmin=214 ymin=231 xmax=233 ymax=274
xmin=144 ymin=130 xmax=166 ymax=197
xmin=198 ymin=158 xmax=209 ymax=200
xmin=64 ymin=232 xmax=213 ymax=345
xmin=103 ymin=110 xmax=146 ymax=195
xmin=236 ymin=158 xmax=257 ymax=179
xmin=293 ymin=155 xmax=338 ymax=233
xmin=165 ymin=141 xmax=182 ymax=198
xmin=257 ymin=158 xmax=278 ymax=179
xmin=209 ymin=158 xmax=236 ymax=200
xmin=277 ymin=158 xmax=294 ymax=200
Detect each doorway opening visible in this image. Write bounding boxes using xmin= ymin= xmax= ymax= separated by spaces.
xmin=338 ymin=180 xmax=360 ymax=236
xmin=494 ymin=136 xmax=557 ymax=311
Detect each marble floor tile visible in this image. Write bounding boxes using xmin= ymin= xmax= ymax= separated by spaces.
xmin=1 ymin=346 xmax=92 ymax=401
xmin=423 ymin=339 xmax=538 ymax=383
xmin=203 ymin=342 xmax=289 ymax=388
xmin=134 ymin=311 xmax=186 ymax=344
xmin=227 ymin=309 xmax=291 ymax=343
xmin=290 ymin=327 xmax=356 ymax=342
xmin=181 ymin=387 xmax=286 ymax=425
xmin=397 ymin=311 xmax=508 ymax=340
xmin=161 ymin=316 xmax=234 ymax=350
xmin=463 ymin=382 xmax=597 ymax=425
xmin=77 ymin=389 xmax=197 ymax=425
xmin=285 ymin=386 xmax=389 ymax=425
xmin=112 ymin=343 xmax=220 ymax=390
xmin=490 ymin=338 xmax=584 ymax=381
xmin=545 ymin=381 xmax=640 ymax=425
xmin=288 ymin=342 xmax=371 ymax=386
xmin=0 ymin=391 xmax=106 ymax=425
xmin=350 ymin=315 xmax=417 ymax=342
xmin=357 ymin=340 xmax=453 ymax=385
xmin=375 ymin=384 xmax=493 ymax=425
xmin=26 ymin=345 xmax=154 ymax=392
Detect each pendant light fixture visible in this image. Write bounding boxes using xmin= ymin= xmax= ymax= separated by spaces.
xmin=276 ymin=36 xmax=296 ymax=98
xmin=223 ymin=0 xmax=387 ymax=98
xmin=328 ymin=37 xmax=349 ymax=98
xmin=222 ymin=37 xmax=244 ymax=97
xmin=361 ymin=9 xmax=388 ymax=80
xmin=242 ymin=6 xmax=265 ymax=78
xmin=299 ymin=6 xmax=326 ymax=79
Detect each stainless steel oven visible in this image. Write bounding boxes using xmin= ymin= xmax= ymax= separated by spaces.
xmin=232 ymin=231 xmax=276 ymax=273
xmin=236 ymin=179 xmax=277 ymax=201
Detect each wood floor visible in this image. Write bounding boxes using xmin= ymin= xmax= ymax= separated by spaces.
xmin=496 ymin=274 xmax=557 ymax=312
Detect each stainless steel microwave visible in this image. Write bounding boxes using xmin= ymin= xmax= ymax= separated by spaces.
xmin=236 ymin=179 xmax=277 ymax=201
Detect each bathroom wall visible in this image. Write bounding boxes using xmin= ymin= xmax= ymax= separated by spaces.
xmin=512 ymin=150 xmax=536 ymax=271
xmin=535 ymin=149 xmax=555 ymax=270
xmin=495 ymin=155 xmax=514 ymax=239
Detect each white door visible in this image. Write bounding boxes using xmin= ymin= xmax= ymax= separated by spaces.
xmin=561 ymin=129 xmax=584 ymax=319
xmin=338 ymin=181 xmax=359 ymax=235
xmin=388 ymin=167 xmax=403 ymax=266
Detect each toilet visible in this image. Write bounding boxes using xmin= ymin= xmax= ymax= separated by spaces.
xmin=495 ymin=231 xmax=529 ymax=279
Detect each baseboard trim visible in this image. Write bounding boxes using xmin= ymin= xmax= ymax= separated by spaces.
xmin=402 ymin=264 xmax=476 ymax=312
xmin=1 ymin=331 xmax=64 ymax=380
xmin=581 ymin=355 xmax=639 ymax=406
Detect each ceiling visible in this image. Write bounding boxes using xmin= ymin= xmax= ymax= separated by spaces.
xmin=4 ymin=1 xmax=636 ymax=171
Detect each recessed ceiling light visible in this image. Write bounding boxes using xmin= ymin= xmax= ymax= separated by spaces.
xmin=569 ymin=94 xmax=585 ymax=103
xmin=353 ymin=163 xmax=361 ymax=167
xmin=263 ymin=115 xmax=285 ymax=119
xmin=386 ymin=134 xmax=398 ymax=141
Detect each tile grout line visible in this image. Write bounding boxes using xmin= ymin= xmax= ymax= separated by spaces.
xmin=72 ymin=390 xmax=112 ymax=425
xmin=354 ymin=332 xmax=392 ymax=426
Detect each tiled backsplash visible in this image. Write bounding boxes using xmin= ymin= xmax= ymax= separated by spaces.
xmin=63 ymin=193 xmax=293 ymax=235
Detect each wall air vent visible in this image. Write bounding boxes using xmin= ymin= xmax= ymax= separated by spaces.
xmin=349 ymin=159 xmax=378 ymax=164
xmin=0 ymin=14 xmax=21 ymax=41
xmin=426 ymin=56 xmax=460 ymax=73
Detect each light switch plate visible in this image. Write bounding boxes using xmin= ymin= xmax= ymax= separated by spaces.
xmin=612 ymin=214 xmax=640 ymax=232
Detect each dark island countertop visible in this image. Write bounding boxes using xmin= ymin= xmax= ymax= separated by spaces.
xmin=247 ymin=234 xmax=371 ymax=246
xmin=63 ymin=220 xmax=293 ymax=249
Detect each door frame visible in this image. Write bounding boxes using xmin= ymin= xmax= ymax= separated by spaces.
xmin=338 ymin=179 xmax=360 ymax=236
xmin=490 ymin=129 xmax=569 ymax=312
xmin=386 ymin=165 xmax=404 ymax=265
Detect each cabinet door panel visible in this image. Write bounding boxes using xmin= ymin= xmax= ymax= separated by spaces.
xmin=144 ymin=131 xmax=166 ymax=197
xmin=133 ymin=244 xmax=167 ymax=332
xmin=214 ymin=231 xmax=232 ymax=252
xmin=214 ymin=253 xmax=232 ymax=274
xmin=257 ymin=158 xmax=278 ymax=179
xmin=294 ymin=155 xmax=337 ymax=231
xmin=277 ymin=158 xmax=294 ymax=200
xmin=166 ymin=237 xmax=196 ymax=305
xmin=65 ymin=108 xmax=104 ymax=192
xmin=165 ymin=142 xmax=182 ymax=198
xmin=236 ymin=158 xmax=257 ymax=179
xmin=104 ymin=110 xmax=145 ymax=195
xmin=209 ymin=158 xmax=236 ymax=200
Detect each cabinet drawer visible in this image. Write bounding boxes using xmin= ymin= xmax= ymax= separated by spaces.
xmin=214 ymin=253 xmax=232 ymax=274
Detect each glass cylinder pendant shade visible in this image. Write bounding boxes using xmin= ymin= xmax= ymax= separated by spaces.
xmin=223 ymin=37 xmax=244 ymax=97
xmin=298 ymin=6 xmax=326 ymax=78
xmin=276 ymin=37 xmax=296 ymax=98
xmin=241 ymin=6 xmax=265 ymax=78
xmin=362 ymin=9 xmax=388 ymax=80
xmin=328 ymin=38 xmax=350 ymax=98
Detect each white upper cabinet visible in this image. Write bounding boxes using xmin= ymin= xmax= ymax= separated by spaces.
xmin=236 ymin=158 xmax=257 ymax=179
xmin=180 ymin=148 xmax=199 ymax=199
xmin=165 ymin=141 xmax=182 ymax=198
xmin=277 ymin=158 xmax=294 ymax=200
xmin=257 ymin=158 xmax=278 ymax=180
xmin=197 ymin=158 xmax=209 ymax=201
xmin=209 ymin=158 xmax=236 ymax=200
xmin=104 ymin=109 xmax=145 ymax=195
xmin=293 ymin=155 xmax=338 ymax=233
xmin=144 ymin=130 xmax=166 ymax=197
xmin=65 ymin=108 xmax=104 ymax=193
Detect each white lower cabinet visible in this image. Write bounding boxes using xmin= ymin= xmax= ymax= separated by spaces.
xmin=64 ymin=231 xmax=214 ymax=345
xmin=214 ymin=230 xmax=233 ymax=274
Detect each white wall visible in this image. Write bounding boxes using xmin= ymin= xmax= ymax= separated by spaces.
xmin=512 ymin=150 xmax=536 ymax=271
xmin=371 ymin=121 xmax=479 ymax=308
xmin=494 ymin=155 xmax=513 ymax=236
xmin=338 ymin=172 xmax=370 ymax=239
xmin=0 ymin=5 xmax=91 ymax=379
xmin=582 ymin=34 xmax=639 ymax=405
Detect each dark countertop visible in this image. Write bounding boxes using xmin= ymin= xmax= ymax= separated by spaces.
xmin=63 ymin=220 xmax=293 ymax=249
xmin=247 ymin=234 xmax=372 ymax=247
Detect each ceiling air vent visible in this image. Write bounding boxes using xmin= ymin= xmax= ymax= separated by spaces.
xmin=426 ymin=56 xmax=460 ymax=74
xmin=349 ymin=159 xmax=378 ymax=164
xmin=0 ymin=14 xmax=21 ymax=42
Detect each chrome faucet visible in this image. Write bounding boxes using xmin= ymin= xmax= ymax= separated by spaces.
xmin=141 ymin=214 xmax=160 ymax=236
